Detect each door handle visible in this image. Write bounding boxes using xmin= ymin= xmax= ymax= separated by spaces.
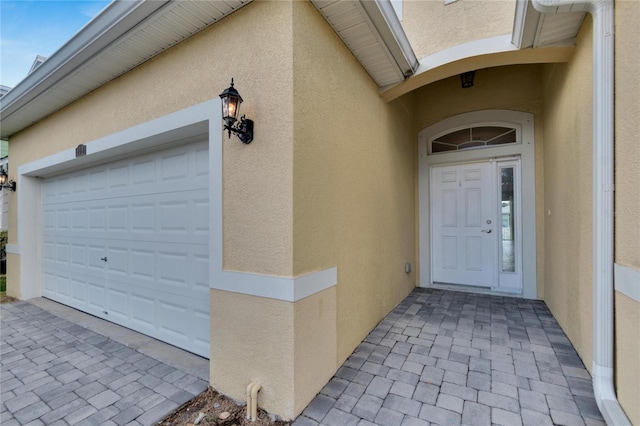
xmin=100 ymin=257 xmax=108 ymax=262
xmin=481 ymin=229 xmax=492 ymax=233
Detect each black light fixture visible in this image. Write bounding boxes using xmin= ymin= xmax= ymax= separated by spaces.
xmin=0 ymin=168 xmax=16 ymax=192
xmin=460 ymin=70 xmax=476 ymax=88
xmin=219 ymin=78 xmax=254 ymax=144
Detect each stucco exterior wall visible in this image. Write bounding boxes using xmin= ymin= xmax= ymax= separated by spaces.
xmin=6 ymin=0 xmax=305 ymax=418
xmin=7 ymin=0 xmax=295 ymax=288
xmin=613 ymin=1 xmax=640 ymax=424
xmin=412 ymin=64 xmax=546 ymax=298
xmin=541 ymin=17 xmax=593 ymax=370
xmin=292 ymin=1 xmax=417 ymax=364
xmin=402 ymin=0 xmax=516 ymax=60
xmin=210 ymin=290 xmax=295 ymax=416
xmin=615 ymin=0 xmax=640 ymax=271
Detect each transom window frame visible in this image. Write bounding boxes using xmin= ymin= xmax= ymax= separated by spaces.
xmin=427 ymin=122 xmax=521 ymax=155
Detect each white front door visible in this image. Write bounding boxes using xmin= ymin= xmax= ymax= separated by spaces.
xmin=431 ymin=162 xmax=495 ymax=287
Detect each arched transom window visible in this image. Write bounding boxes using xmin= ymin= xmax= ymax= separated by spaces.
xmin=430 ymin=125 xmax=517 ymax=154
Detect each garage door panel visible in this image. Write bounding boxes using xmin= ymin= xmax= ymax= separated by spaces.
xmin=107 ymin=287 xmax=129 ymax=320
xmin=70 ymin=244 xmax=86 ymax=266
xmin=105 ymin=246 xmax=129 ymax=276
xmin=108 ymin=205 xmax=128 ymax=231
xmin=44 ymin=190 xmax=209 ymax=242
xmin=87 ymin=280 xmax=107 ymax=311
xmin=193 ymin=307 xmax=210 ymax=347
xmin=131 ymin=249 xmax=155 ymax=280
xmin=132 ymin=203 xmax=155 ymax=232
xmin=88 ymin=207 xmax=106 ymax=230
xmin=57 ymin=209 xmax=70 ymax=230
xmin=104 ymin=280 xmax=210 ymax=357
xmin=57 ymin=275 xmax=71 ymax=299
xmin=45 ymin=237 xmax=208 ymax=293
xmin=159 ymin=150 xmax=190 ymax=181
xmin=71 ymin=208 xmax=88 ymax=230
xmin=71 ymin=278 xmax=86 ymax=304
xmin=43 ymin=139 xmax=210 ymax=358
xmin=108 ymin=164 xmax=129 ymax=188
xmin=43 ymin=272 xmax=57 ymax=298
xmin=44 ymin=142 xmax=208 ymax=203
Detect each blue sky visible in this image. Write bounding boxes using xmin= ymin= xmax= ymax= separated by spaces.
xmin=1 ymin=0 xmax=111 ymax=88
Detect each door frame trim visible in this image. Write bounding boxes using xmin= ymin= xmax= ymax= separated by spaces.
xmin=418 ymin=110 xmax=537 ymax=299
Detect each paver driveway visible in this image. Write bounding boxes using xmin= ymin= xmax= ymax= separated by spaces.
xmin=294 ymin=288 xmax=606 ymax=426
xmin=1 ymin=300 xmax=208 ymax=426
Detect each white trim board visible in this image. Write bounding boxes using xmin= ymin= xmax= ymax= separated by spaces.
xmin=216 ymin=267 xmax=337 ymax=302
xmin=615 ymin=263 xmax=640 ymax=303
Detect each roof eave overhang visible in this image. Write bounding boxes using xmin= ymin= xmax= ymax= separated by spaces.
xmin=0 ymin=1 xmax=169 ymax=139
xmin=310 ymin=0 xmax=418 ymax=88
xmin=0 ymin=0 xmax=253 ymax=139
xmin=512 ymin=0 xmax=543 ymax=49
xmin=511 ymin=0 xmax=586 ymax=50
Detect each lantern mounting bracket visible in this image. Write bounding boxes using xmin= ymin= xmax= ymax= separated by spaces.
xmin=224 ymin=115 xmax=254 ymax=144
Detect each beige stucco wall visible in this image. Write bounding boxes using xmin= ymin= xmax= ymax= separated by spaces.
xmin=6 ymin=0 xmax=304 ymax=418
xmin=614 ymin=2 xmax=640 ymax=424
xmin=412 ymin=64 xmax=546 ymax=298
xmin=209 ymin=290 xmax=294 ymax=417
xmin=615 ymin=0 xmax=640 ymax=271
xmin=7 ymin=1 xmax=294 ymax=284
xmin=209 ymin=287 xmax=337 ymax=419
xmin=615 ymin=292 xmax=640 ymax=425
xmin=402 ymin=0 xmax=516 ymax=59
xmin=541 ymin=17 xmax=593 ymax=370
xmin=291 ymin=1 xmax=417 ymax=364
xmin=6 ymin=0 xmax=418 ymax=418
xmin=293 ymin=286 xmax=337 ymax=415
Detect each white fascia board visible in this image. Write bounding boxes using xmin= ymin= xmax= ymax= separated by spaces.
xmin=360 ymin=0 xmax=418 ymax=77
xmin=0 ymin=1 xmax=169 ymax=128
xmin=512 ymin=0 xmax=542 ymax=49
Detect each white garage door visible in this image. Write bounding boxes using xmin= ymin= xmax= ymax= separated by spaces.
xmin=42 ymin=140 xmax=210 ymax=358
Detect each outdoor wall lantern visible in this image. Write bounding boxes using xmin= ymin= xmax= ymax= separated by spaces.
xmin=0 ymin=168 xmax=16 ymax=192
xmin=219 ymin=78 xmax=254 ymax=144
xmin=460 ymin=70 xmax=476 ymax=88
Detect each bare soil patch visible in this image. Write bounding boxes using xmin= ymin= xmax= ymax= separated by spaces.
xmin=159 ymin=387 xmax=292 ymax=426
xmin=0 ymin=295 xmax=16 ymax=304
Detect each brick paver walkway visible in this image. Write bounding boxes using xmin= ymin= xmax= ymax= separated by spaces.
xmin=294 ymin=288 xmax=606 ymax=426
xmin=0 ymin=301 xmax=208 ymax=426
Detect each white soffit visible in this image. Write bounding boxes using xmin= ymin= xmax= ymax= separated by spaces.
xmin=310 ymin=0 xmax=417 ymax=88
xmin=0 ymin=0 xmax=252 ymax=139
xmin=512 ymin=0 xmax=585 ymax=49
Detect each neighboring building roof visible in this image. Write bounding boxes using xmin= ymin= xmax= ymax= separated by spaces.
xmin=28 ymin=55 xmax=48 ymax=75
xmin=0 ymin=85 xmax=11 ymax=99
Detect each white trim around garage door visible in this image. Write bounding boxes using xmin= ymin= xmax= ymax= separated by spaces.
xmin=16 ymin=99 xmax=336 ymax=303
